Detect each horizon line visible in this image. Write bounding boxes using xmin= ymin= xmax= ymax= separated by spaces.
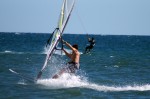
xmin=0 ymin=32 xmax=150 ymax=36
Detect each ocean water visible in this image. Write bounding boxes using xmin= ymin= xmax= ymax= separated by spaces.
xmin=0 ymin=32 xmax=150 ymax=99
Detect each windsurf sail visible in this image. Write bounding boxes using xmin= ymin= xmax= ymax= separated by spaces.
xmin=37 ymin=0 xmax=75 ymax=79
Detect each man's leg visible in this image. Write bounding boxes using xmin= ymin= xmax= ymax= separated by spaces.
xmin=52 ymin=68 xmax=66 ymax=79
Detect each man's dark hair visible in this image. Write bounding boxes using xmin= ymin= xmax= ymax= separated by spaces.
xmin=72 ymin=44 xmax=78 ymax=50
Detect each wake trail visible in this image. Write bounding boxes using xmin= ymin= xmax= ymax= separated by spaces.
xmin=36 ymin=73 xmax=150 ymax=92
xmin=83 ymin=83 xmax=150 ymax=92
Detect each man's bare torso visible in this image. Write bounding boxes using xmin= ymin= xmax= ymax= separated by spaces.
xmin=70 ymin=49 xmax=80 ymax=63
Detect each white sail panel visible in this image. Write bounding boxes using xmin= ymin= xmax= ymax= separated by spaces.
xmin=59 ymin=0 xmax=75 ymax=33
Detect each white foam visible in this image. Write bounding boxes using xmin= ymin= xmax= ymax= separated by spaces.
xmin=84 ymin=83 xmax=150 ymax=92
xmin=2 ymin=50 xmax=24 ymax=54
xmin=4 ymin=50 xmax=12 ymax=53
xmin=17 ymin=80 xmax=27 ymax=85
xmin=36 ymin=73 xmax=150 ymax=92
xmin=36 ymin=73 xmax=87 ymax=89
xmin=1 ymin=50 xmax=44 ymax=54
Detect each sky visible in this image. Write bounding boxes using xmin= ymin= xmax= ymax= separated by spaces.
xmin=0 ymin=0 xmax=150 ymax=35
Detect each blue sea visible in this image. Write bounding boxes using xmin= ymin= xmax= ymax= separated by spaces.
xmin=0 ymin=32 xmax=150 ymax=99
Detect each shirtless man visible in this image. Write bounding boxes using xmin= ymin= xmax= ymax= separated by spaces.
xmin=52 ymin=40 xmax=80 ymax=79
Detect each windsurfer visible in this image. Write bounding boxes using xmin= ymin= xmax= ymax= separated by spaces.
xmin=52 ymin=40 xmax=80 ymax=79
xmin=85 ymin=37 xmax=95 ymax=53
